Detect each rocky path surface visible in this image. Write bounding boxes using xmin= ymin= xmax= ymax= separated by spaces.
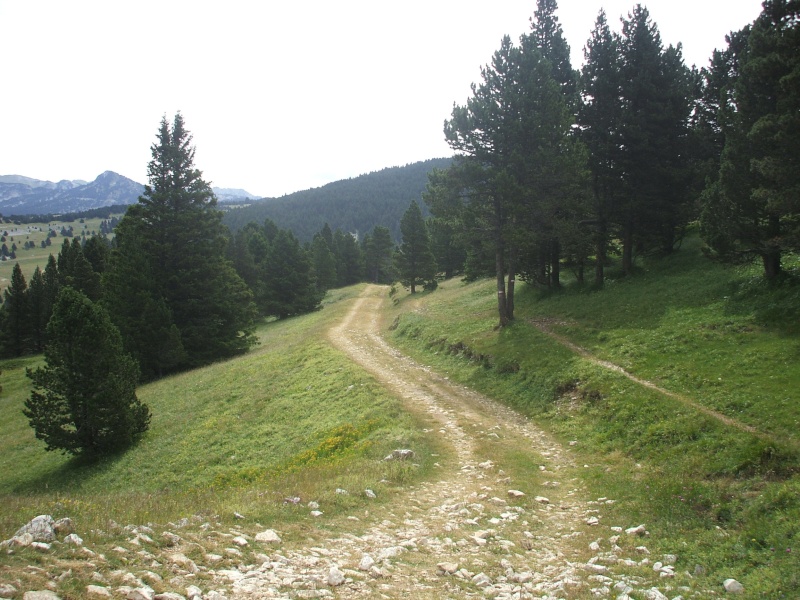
xmin=208 ymin=286 xmax=694 ymax=600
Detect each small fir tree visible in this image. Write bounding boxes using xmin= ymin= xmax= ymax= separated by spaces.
xmin=0 ymin=263 xmax=30 ymax=357
xmin=395 ymin=201 xmax=437 ymax=293
xmin=24 ymin=287 xmax=150 ymax=457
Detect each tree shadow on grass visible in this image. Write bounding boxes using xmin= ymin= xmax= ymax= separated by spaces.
xmin=10 ymin=444 xmax=137 ymax=496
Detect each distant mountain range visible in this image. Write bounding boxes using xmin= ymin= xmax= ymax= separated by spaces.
xmin=0 ymin=172 xmax=260 ymax=216
xmin=0 ymin=172 xmax=144 ymax=216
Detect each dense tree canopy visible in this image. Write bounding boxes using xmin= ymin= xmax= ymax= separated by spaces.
xmin=700 ymin=0 xmax=800 ymax=278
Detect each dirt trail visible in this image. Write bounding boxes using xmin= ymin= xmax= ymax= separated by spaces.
xmin=212 ymin=286 xmax=665 ymax=599
xmin=529 ymin=319 xmax=765 ymax=438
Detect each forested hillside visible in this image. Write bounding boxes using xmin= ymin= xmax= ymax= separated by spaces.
xmin=222 ymin=158 xmax=451 ymax=241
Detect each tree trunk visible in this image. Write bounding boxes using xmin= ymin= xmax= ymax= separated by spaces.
xmin=595 ymin=218 xmax=606 ymax=287
xmin=496 ymin=248 xmax=509 ymax=327
xmin=507 ymin=244 xmax=516 ymax=321
xmin=550 ymin=238 xmax=561 ymax=289
xmin=762 ymin=252 xmax=781 ymax=279
xmin=622 ymin=219 xmax=634 ymax=276
xmin=762 ymin=214 xmax=782 ymax=280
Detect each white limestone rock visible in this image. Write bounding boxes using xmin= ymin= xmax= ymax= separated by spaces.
xmin=126 ymin=587 xmax=155 ymax=600
xmin=437 ymin=562 xmax=459 ymax=574
xmin=326 ymin=567 xmax=345 ymax=587
xmin=723 ymin=579 xmax=744 ymax=594
xmin=185 ymin=586 xmax=203 ymax=600
xmin=22 ymin=593 xmax=61 ymax=600
xmin=384 ymin=449 xmax=415 ymax=461
xmin=625 ymin=524 xmax=647 ymax=536
xmin=15 ymin=515 xmax=56 ymax=542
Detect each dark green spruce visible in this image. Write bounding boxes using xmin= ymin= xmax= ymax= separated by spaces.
xmin=104 ymin=113 xmax=257 ymax=379
xmin=24 ymin=287 xmax=150 ymax=457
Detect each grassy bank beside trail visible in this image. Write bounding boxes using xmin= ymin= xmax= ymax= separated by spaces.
xmin=0 ymin=285 xmax=441 ymax=544
xmin=387 ymin=236 xmax=800 ymax=598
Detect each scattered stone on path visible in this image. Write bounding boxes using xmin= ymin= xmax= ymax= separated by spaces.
xmin=22 ymin=592 xmax=61 ymax=600
xmin=359 ymin=555 xmax=376 ymax=571
xmin=534 ymin=495 xmax=550 ymax=504
xmin=507 ymin=490 xmax=525 ymax=498
xmin=64 ymin=533 xmax=83 ymax=546
xmin=255 ymin=529 xmax=281 ymax=544
xmin=437 ymin=562 xmax=459 ymax=575
xmin=326 ymin=567 xmax=345 ymax=587
xmin=0 ymin=584 xmax=17 ymax=599
xmin=86 ymin=586 xmax=111 ymax=598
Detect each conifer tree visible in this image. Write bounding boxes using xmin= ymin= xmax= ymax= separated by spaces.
xmin=395 ymin=201 xmax=436 ymax=293
xmin=0 ymin=263 xmax=29 ymax=357
xmin=27 ymin=267 xmax=47 ymax=352
xmin=363 ymin=225 xmax=395 ymax=284
xmin=333 ymin=229 xmax=364 ymax=286
xmin=260 ymin=229 xmax=323 ymax=318
xmin=444 ymin=3 xmax=585 ymax=321
xmin=617 ymin=5 xmax=694 ymax=272
xmin=24 ymin=287 xmax=150 ymax=457
xmin=311 ymin=234 xmax=338 ymax=293
xmin=104 ymin=113 xmax=257 ymax=377
xmin=701 ymin=0 xmax=800 ymax=278
xmin=579 ymin=10 xmax=623 ymax=286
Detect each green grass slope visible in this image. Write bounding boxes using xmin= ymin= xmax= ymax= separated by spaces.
xmin=387 ymin=235 xmax=800 ymax=597
xmin=0 ymin=286 xmax=439 ymax=538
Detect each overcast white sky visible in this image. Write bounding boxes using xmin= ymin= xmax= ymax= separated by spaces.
xmin=1 ymin=1 xmax=763 ymax=198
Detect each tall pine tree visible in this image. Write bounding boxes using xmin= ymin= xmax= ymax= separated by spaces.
xmin=701 ymin=0 xmax=800 ymax=278
xmin=579 ymin=10 xmax=623 ymax=286
xmin=617 ymin=5 xmax=694 ymax=272
xmin=104 ymin=113 xmax=256 ymax=378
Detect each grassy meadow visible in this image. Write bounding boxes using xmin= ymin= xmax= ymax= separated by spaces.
xmin=1 ymin=226 xmax=798 ymax=597
xmin=387 ymin=234 xmax=800 ymax=597
xmin=0 ymin=217 xmax=113 ymax=294
xmin=0 ymin=285 xmax=442 ymax=548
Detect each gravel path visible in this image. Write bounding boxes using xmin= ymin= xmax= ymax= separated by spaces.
xmin=213 ymin=286 xmax=673 ymax=599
